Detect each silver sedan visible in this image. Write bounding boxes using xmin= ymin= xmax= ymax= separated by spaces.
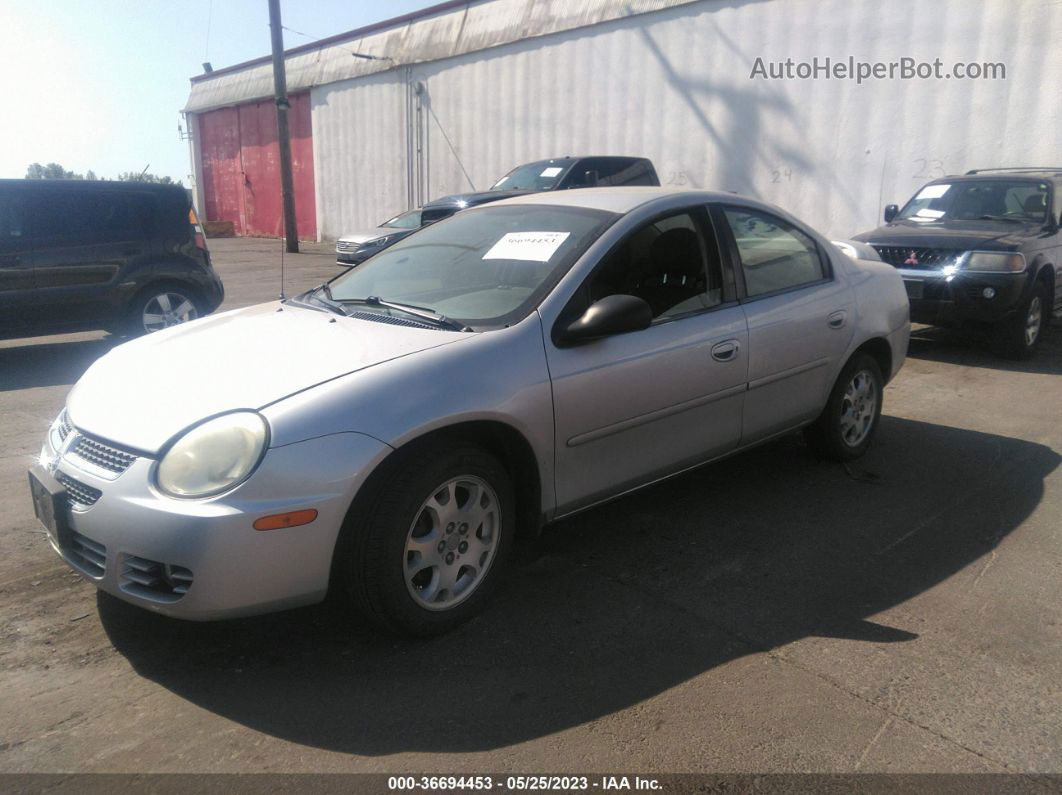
xmin=30 ymin=188 xmax=909 ymax=636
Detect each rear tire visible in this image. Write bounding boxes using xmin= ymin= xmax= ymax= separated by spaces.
xmin=992 ymin=281 xmax=1048 ymax=360
xmin=339 ymin=440 xmax=515 ymax=637
xmin=804 ymin=352 xmax=884 ymax=462
xmin=122 ymin=283 xmax=201 ymax=337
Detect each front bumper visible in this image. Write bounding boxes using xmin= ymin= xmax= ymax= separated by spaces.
xmin=898 ymin=268 xmax=1026 ymax=326
xmin=36 ymin=427 xmax=389 ymax=620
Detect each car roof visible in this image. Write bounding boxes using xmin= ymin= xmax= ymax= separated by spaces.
xmin=938 ymin=171 xmax=1062 ymax=182
xmin=483 ymin=186 xmax=740 ymax=214
xmin=0 ymin=178 xmax=185 ymax=195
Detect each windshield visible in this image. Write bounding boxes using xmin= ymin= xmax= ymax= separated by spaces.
xmin=328 ymin=204 xmax=616 ymax=328
xmin=490 ymin=160 xmax=576 ymax=191
xmin=898 ymin=180 xmax=1050 ymax=223
xmin=380 ymin=209 xmax=422 ymax=229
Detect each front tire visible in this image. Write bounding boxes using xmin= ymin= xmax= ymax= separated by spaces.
xmin=992 ymin=281 xmax=1048 ymax=360
xmin=341 ymin=441 xmax=515 ymax=637
xmin=804 ymin=352 xmax=884 ymax=461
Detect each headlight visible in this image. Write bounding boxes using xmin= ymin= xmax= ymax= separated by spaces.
xmin=960 ymin=251 xmax=1026 ymax=273
xmin=365 ymin=235 xmax=391 ymax=247
xmin=156 ymin=412 xmax=268 ymax=498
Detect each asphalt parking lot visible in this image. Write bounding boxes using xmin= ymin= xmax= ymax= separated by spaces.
xmin=1 ymin=237 xmax=1060 ymax=774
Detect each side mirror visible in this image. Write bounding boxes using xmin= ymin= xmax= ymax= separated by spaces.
xmin=883 ymin=204 xmax=899 ymax=223
xmin=583 ymin=170 xmax=599 ymax=188
xmin=557 ymin=294 xmax=652 ymax=345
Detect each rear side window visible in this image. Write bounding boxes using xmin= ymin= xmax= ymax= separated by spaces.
xmin=565 ymin=159 xmax=656 ymax=188
xmin=0 ymin=195 xmax=24 ymax=238
xmin=28 ymin=192 xmax=156 ymax=241
xmin=723 ymin=207 xmax=826 ymax=297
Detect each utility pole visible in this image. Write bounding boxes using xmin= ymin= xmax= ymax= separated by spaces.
xmin=268 ymin=0 xmax=299 ymax=253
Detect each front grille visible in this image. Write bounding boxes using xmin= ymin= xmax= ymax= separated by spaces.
xmin=348 ymin=310 xmax=434 ymax=330
xmin=67 ymin=530 xmax=106 ymax=577
xmin=121 ymin=555 xmax=193 ymax=602
xmin=336 ymin=241 xmax=357 ymax=252
xmin=873 ymin=246 xmax=966 ymax=270
xmin=70 ymin=435 xmax=137 ymax=474
xmin=55 ymin=471 xmax=102 ymax=508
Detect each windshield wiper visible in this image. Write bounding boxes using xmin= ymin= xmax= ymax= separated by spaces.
xmin=339 ymin=295 xmax=472 ymax=332
xmin=291 ymin=283 xmax=348 ymax=316
xmin=976 ymin=214 xmax=1026 ymax=224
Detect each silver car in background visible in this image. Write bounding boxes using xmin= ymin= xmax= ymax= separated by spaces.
xmin=30 ymin=188 xmax=910 ymax=636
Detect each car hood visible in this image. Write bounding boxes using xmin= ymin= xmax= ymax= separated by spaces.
xmin=66 ymin=302 xmax=471 ymax=453
xmin=852 ymin=219 xmax=1037 ymax=251
xmin=424 ymin=188 xmax=535 ymax=208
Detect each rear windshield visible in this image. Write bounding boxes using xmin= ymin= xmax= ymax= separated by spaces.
xmin=328 ymin=204 xmax=617 ymax=328
xmin=899 ymin=180 xmax=1050 ymax=223
xmin=490 ymin=160 xmax=576 ymax=191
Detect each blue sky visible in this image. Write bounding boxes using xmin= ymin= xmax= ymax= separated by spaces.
xmin=0 ymin=0 xmax=440 ymax=182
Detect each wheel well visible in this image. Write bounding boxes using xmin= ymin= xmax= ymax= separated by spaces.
xmin=129 ymin=279 xmax=204 ymax=311
xmin=1037 ymin=264 xmax=1055 ymax=306
xmin=352 ymin=421 xmax=544 ymax=547
xmin=854 ymin=337 xmax=893 ymax=382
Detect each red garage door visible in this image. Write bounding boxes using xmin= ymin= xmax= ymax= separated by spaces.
xmin=198 ymin=93 xmax=316 ymax=240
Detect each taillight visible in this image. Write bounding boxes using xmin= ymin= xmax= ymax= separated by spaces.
xmin=189 ymin=208 xmax=207 ymax=251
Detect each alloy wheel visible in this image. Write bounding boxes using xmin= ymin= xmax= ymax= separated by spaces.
xmin=1025 ymin=296 xmax=1042 ymax=348
xmin=142 ymin=292 xmax=198 ymax=333
xmin=404 ymin=475 xmax=499 ymax=611
xmin=839 ymin=369 xmax=878 ymax=448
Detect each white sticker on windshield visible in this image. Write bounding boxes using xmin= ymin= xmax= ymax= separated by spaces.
xmin=540 ymin=167 xmax=563 ymax=178
xmin=483 ymin=231 xmax=571 ymax=262
xmin=916 ymin=184 xmax=950 ymax=200
xmin=915 ymin=208 xmax=945 ymax=218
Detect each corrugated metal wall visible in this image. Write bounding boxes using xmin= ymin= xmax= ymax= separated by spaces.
xmin=197 ymin=93 xmax=316 ymax=239
xmin=307 ymin=0 xmax=1062 ymax=240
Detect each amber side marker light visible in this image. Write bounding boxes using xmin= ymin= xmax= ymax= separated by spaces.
xmin=254 ymin=509 xmax=318 ymax=531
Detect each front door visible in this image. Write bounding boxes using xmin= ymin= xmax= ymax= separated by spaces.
xmin=546 ymin=207 xmax=748 ymax=515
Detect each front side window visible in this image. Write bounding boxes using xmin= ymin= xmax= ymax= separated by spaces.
xmin=328 ymin=204 xmax=617 ymax=328
xmin=584 ymin=210 xmax=723 ymax=320
xmin=723 ymin=208 xmax=825 ymax=298
xmin=898 ymin=180 xmax=1050 ymax=223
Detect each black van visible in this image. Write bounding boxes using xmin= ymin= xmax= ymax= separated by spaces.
xmin=0 ymin=179 xmax=224 ymax=340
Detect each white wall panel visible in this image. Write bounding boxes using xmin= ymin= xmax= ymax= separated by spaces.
xmin=312 ymin=0 xmax=1062 ymax=240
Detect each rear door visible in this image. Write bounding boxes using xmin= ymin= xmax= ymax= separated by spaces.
xmin=0 ymin=190 xmax=36 ymax=336
xmin=546 ymin=206 xmax=748 ymax=514
xmin=714 ymin=204 xmax=854 ymax=444
xmin=28 ymin=190 xmax=156 ymax=329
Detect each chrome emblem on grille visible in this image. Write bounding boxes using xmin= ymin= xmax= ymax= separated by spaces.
xmin=904 ymin=250 xmax=920 ymax=266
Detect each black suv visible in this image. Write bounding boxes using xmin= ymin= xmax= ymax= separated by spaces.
xmin=422 ymin=155 xmax=659 ymax=215
xmin=0 ymin=179 xmax=224 ymax=340
xmin=853 ymin=168 xmax=1061 ymax=358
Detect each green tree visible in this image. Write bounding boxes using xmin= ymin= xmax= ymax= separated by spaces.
xmin=26 ymin=162 xmax=84 ymax=180
xmin=117 ymin=171 xmax=182 ymax=187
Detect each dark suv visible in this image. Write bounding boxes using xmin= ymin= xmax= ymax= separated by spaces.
xmin=853 ymin=168 xmax=1061 ymax=358
xmin=422 ymin=155 xmax=659 ymax=215
xmin=0 ymin=179 xmax=224 ymax=340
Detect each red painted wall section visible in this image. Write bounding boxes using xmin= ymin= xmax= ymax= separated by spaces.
xmin=197 ymin=93 xmax=316 ymax=240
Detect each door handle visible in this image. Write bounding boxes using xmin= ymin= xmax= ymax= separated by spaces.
xmin=827 ymin=310 xmax=847 ymax=329
xmin=711 ymin=340 xmax=740 ymax=362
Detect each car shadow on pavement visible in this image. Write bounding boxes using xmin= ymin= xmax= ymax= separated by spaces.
xmin=0 ymin=336 xmax=122 ymax=392
xmin=99 ymin=416 xmax=1059 ymax=754
xmin=906 ymin=324 xmax=1062 ymax=375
